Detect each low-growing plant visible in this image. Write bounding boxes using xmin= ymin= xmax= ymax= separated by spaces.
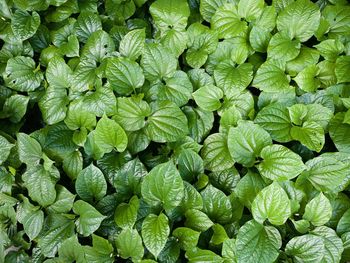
xmin=1 ymin=0 xmax=350 ymax=262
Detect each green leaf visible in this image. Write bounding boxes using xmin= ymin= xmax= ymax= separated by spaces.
xmin=302 ymin=154 xmax=348 ymax=192
xmin=276 ymin=0 xmax=320 ymax=42
xmin=257 ymin=144 xmax=305 ymax=181
xmin=312 ymin=226 xmax=344 ymax=263
xmin=2 ymin=94 xmax=30 ymax=123
xmin=329 ymin=113 xmax=350 ymax=153
xmin=294 ymin=65 xmax=320 ymax=92
xmin=268 ymin=32 xmax=301 ymax=62
xmin=0 ymin=135 xmax=13 ymax=165
xmin=113 ymin=158 xmax=147 ymax=198
xmin=142 ymin=213 xmax=170 ymax=259
xmin=75 ymin=12 xmax=102 ymax=43
xmin=236 ymin=220 xmax=282 ymax=263
xmin=81 ymin=30 xmax=115 ymax=62
xmin=192 ymin=84 xmax=223 ymax=111
xmin=185 ymin=209 xmax=214 ymax=231
xmin=47 ymin=185 xmax=75 ymax=214
xmin=222 ymin=238 xmax=236 ymax=261
xmin=286 ymin=47 xmax=320 ymax=76
xmin=141 ymin=43 xmax=177 ymax=83
xmin=337 ymin=208 xmax=350 ymax=235
xmin=84 ymin=234 xmax=114 ymax=263
xmin=200 ymin=0 xmax=233 ymax=22
xmin=17 ymin=198 xmax=44 ymax=240
xmin=114 ymin=195 xmax=139 ymax=229
xmin=285 ymin=234 xmax=325 ymax=263
xmin=254 ymin=103 xmax=293 ymax=143
xmin=45 ymin=56 xmax=72 ymax=88
xmin=4 ymin=56 xmax=43 ymax=92
xmin=115 ymin=228 xmax=144 ymax=261
xmin=201 ymin=133 xmax=234 ymax=172
xmin=94 ymin=115 xmax=128 ymax=154
xmin=73 ymin=200 xmax=106 ymax=236
xmin=173 ymin=227 xmax=200 ymax=250
xmin=148 ymin=70 xmax=193 ymax=107
xmin=145 ymin=101 xmax=188 ymax=143
xmin=211 ymin=224 xmax=229 ymax=245
xmin=227 ymin=121 xmax=272 ymax=167
xmin=150 ymin=0 xmax=190 ymax=31
xmin=141 ymin=161 xmax=184 ymax=210
xmin=252 ymin=182 xmax=291 ymax=225
xmin=11 ymin=10 xmax=40 ymax=40
xmin=71 ymin=59 xmax=98 ymax=92
xmin=303 ymin=193 xmax=332 ymax=226
xmin=39 ymin=86 xmax=68 ymax=125
xmin=238 ymin=0 xmax=264 ymax=21
xmin=211 ymin=3 xmax=247 ymax=39
xmin=75 ymin=164 xmax=107 ymax=203
xmin=58 ymin=235 xmax=85 ymax=263
xmin=253 ymin=60 xmax=291 ymax=92
xmin=335 ymin=56 xmax=350 ymax=83
xmin=291 ymin=121 xmax=325 ymax=152
xmin=119 ymin=28 xmax=145 ymax=60
xmin=106 ymin=57 xmax=144 ymax=95
xmin=38 ymin=214 xmax=75 ymax=257
xmin=214 ymin=61 xmax=253 ymax=92
xmin=178 ymin=149 xmax=204 ymax=182
xmin=315 ymin=39 xmax=344 ymax=61
xmin=186 ymin=248 xmax=223 ymax=263
xmin=180 ymin=182 xmax=203 ymax=212
xmin=62 ymin=150 xmax=83 ymax=180
xmin=201 ymin=185 xmax=232 ymax=224
xmin=22 ymin=165 xmax=58 ymax=207
xmin=114 ymin=96 xmax=150 ymax=132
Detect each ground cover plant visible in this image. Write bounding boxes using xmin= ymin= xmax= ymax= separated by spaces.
xmin=0 ymin=0 xmax=350 ymax=262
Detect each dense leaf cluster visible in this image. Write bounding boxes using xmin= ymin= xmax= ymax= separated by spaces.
xmin=1 ymin=0 xmax=350 ymax=262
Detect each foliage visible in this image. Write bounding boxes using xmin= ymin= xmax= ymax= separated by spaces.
xmin=1 ymin=0 xmax=350 ymax=262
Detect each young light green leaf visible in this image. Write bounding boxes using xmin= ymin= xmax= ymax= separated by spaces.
xmin=236 ymin=220 xmax=282 ymax=263
xmin=114 ymin=97 xmax=151 ymax=132
xmin=252 ymin=182 xmax=291 ymax=225
xmin=115 ymin=228 xmax=144 ymax=261
xmin=258 ymin=144 xmax=305 ymax=181
xmin=141 ymin=43 xmax=177 ymax=83
xmin=114 ymin=195 xmax=139 ymax=229
xmin=141 ymin=161 xmax=184 ymax=210
xmin=73 ymin=200 xmax=106 ymax=236
xmin=192 ymin=85 xmax=223 ymax=112
xmin=201 ymin=185 xmax=232 ymax=224
xmin=94 ymin=115 xmax=128 ymax=154
xmin=0 ymin=135 xmax=13 ymax=165
xmin=185 ymin=248 xmax=223 ymax=263
xmin=185 ymin=209 xmax=214 ymax=232
xmin=291 ymin=121 xmax=325 ymax=152
xmin=227 ymin=121 xmax=272 ymax=167
xmin=173 ymin=227 xmax=200 ymax=250
xmin=150 ymin=0 xmax=190 ymax=31
xmin=145 ymin=101 xmax=188 ymax=143
xmin=303 ymin=193 xmax=332 ymax=226
xmin=106 ymin=57 xmax=145 ymax=95
xmin=285 ymin=234 xmax=325 ymax=263
xmin=4 ymin=56 xmax=43 ymax=92
xmin=22 ymin=165 xmax=58 ymax=207
xmin=47 ymin=185 xmax=76 ymax=214
xmin=119 ymin=28 xmax=145 ymax=60
xmin=58 ymin=235 xmax=85 ymax=263
xmin=84 ymin=234 xmax=114 ymax=263
xmin=335 ymin=56 xmax=350 ymax=83
xmin=268 ymin=32 xmax=301 ymax=62
xmin=142 ymin=213 xmax=170 ymax=259
xmin=255 ymin=103 xmax=293 ymax=143
xmin=75 ymin=12 xmax=103 ymax=43
xmin=276 ymin=0 xmax=321 ymax=42
xmin=211 ymin=4 xmax=247 ymax=39
xmin=81 ymin=30 xmax=115 ymax=62
xmin=201 ymin=133 xmax=234 ymax=172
